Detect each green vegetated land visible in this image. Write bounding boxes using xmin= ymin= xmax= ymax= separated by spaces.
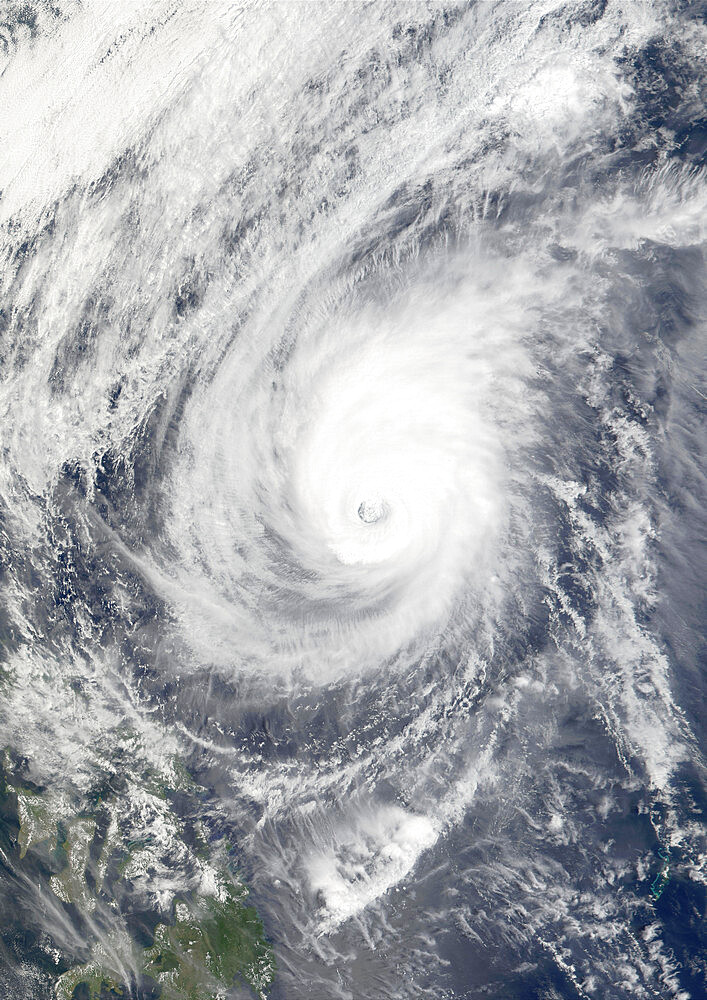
xmin=1 ymin=752 xmax=275 ymax=1000
xmin=55 ymin=882 xmax=274 ymax=1000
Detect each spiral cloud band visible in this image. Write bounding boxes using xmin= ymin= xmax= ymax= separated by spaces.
xmin=0 ymin=2 xmax=705 ymax=999
xmin=163 ymin=268 xmax=523 ymax=683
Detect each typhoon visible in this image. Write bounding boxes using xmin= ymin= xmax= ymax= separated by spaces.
xmin=0 ymin=2 xmax=705 ymax=999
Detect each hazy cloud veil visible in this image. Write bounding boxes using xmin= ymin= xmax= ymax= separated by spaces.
xmin=0 ymin=2 xmax=705 ymax=999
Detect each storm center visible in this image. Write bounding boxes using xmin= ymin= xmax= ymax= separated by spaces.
xmin=357 ymin=498 xmax=387 ymax=524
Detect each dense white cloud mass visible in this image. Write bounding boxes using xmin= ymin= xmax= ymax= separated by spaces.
xmin=0 ymin=2 xmax=705 ymax=999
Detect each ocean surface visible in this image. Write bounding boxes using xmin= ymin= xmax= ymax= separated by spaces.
xmin=0 ymin=2 xmax=705 ymax=999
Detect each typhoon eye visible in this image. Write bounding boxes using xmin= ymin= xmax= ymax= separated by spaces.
xmin=357 ymin=498 xmax=388 ymax=523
